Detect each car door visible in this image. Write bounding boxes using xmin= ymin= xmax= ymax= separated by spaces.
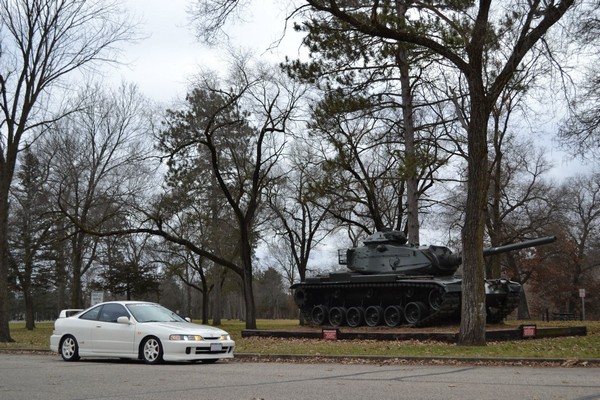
xmin=73 ymin=305 xmax=103 ymax=353
xmin=91 ymin=303 xmax=136 ymax=355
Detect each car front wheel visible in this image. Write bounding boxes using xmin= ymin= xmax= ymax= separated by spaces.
xmin=60 ymin=335 xmax=80 ymax=362
xmin=141 ymin=337 xmax=163 ymax=364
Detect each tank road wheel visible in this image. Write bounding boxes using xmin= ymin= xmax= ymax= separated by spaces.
xmin=383 ymin=305 xmax=403 ymax=327
xmin=346 ymin=307 xmax=364 ymax=327
xmin=364 ymin=306 xmax=383 ymax=327
xmin=404 ymin=301 xmax=428 ymax=326
xmin=311 ymin=305 xmax=329 ymax=325
xmin=329 ymin=307 xmax=346 ymax=327
xmin=428 ymin=288 xmax=444 ymax=311
xmin=328 ymin=307 xmax=347 ymax=327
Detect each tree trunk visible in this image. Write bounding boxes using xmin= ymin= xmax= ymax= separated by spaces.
xmin=396 ymin=0 xmax=420 ymax=245
xmin=54 ymin=220 xmax=68 ymax=314
xmin=24 ymin=290 xmax=35 ymax=330
xmin=0 ymin=176 xmax=14 ymax=342
xmin=517 ymin=291 xmax=530 ymax=320
xmin=57 ymin=277 xmax=67 ymax=315
xmin=242 ymin=264 xmax=256 ymax=329
xmin=458 ymin=81 xmax=490 ymax=346
xmin=239 ymin=233 xmax=256 ymax=329
xmin=71 ymin=262 xmax=83 ymax=308
xmin=22 ymin=276 xmax=36 ymax=330
xmin=297 ymin=258 xmax=308 ymax=326
xmin=70 ymin=233 xmax=87 ymax=308
xmin=185 ymin=281 xmax=191 ymax=317
xmin=487 ymin=111 xmax=503 ymax=279
xmin=212 ymin=270 xmax=222 ymax=325
xmin=21 ymin=216 xmax=36 ymax=330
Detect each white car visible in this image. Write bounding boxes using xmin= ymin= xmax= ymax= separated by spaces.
xmin=50 ymin=301 xmax=235 ymax=364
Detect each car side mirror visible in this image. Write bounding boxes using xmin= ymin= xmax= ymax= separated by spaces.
xmin=117 ymin=316 xmax=131 ymax=324
xmin=185 ymin=317 xmax=192 ymax=322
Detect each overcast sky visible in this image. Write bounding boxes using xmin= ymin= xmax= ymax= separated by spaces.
xmin=97 ymin=0 xmax=595 ymax=255
xmin=113 ymin=0 xmax=303 ymax=103
xmin=110 ymin=0 xmax=590 ymax=184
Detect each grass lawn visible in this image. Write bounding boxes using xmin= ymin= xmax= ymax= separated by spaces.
xmin=2 ymin=319 xmax=599 ymax=360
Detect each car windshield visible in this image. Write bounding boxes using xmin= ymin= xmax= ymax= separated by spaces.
xmin=125 ymin=303 xmax=186 ymax=323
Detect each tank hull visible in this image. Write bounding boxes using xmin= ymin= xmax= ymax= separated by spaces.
xmin=291 ymin=273 xmax=522 ymax=327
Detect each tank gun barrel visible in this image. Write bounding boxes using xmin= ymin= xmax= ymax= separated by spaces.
xmin=483 ymin=235 xmax=556 ymax=257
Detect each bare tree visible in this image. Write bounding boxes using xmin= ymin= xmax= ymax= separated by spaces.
xmin=555 ymin=174 xmax=600 ymax=309
xmin=0 ymin=0 xmax=135 ymax=342
xmin=266 ymin=141 xmax=334 ymax=286
xmin=48 ymin=82 xmax=155 ymax=308
xmin=527 ymin=173 xmax=600 ymax=320
xmin=154 ymin=57 xmax=305 ymax=329
xmin=152 ymin=215 xmax=219 ymax=324
xmin=558 ymin=6 xmax=600 ymax=159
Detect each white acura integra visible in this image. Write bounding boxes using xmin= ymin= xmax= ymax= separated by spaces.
xmin=50 ymin=301 xmax=235 ymax=364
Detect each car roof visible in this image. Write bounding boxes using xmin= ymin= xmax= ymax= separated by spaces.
xmin=93 ymin=300 xmax=157 ymax=306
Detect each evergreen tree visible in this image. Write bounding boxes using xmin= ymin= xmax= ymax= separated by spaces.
xmin=9 ymin=148 xmax=54 ymax=329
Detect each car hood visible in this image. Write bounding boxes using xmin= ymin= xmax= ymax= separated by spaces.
xmin=142 ymin=321 xmax=228 ymax=336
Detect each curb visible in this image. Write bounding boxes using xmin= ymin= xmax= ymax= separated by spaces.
xmin=3 ymin=348 xmax=598 ymax=367
xmin=233 ymin=353 xmax=600 ymax=367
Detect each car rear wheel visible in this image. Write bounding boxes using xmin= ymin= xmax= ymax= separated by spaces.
xmin=60 ymin=335 xmax=80 ymax=362
xmin=141 ymin=337 xmax=163 ymax=364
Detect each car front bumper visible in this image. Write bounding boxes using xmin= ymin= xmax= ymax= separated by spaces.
xmin=161 ymin=339 xmax=235 ymax=362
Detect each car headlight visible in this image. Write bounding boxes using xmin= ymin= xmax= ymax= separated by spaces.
xmin=220 ymin=334 xmax=231 ymax=341
xmin=169 ymin=334 xmax=203 ymax=341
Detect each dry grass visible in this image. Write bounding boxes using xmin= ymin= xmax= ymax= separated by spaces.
xmin=2 ymin=319 xmax=598 ymax=360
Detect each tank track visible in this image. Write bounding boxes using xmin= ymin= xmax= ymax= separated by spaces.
xmin=295 ymin=280 xmax=522 ymax=327
xmin=294 ymin=281 xmax=462 ymax=327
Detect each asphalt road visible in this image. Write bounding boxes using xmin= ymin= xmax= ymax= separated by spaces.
xmin=1 ymin=353 xmax=599 ymax=400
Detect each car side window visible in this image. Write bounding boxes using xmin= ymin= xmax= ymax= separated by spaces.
xmin=98 ymin=303 xmax=129 ymax=323
xmin=79 ymin=306 xmax=101 ymax=321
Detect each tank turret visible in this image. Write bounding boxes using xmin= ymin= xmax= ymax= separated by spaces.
xmin=341 ymin=231 xmax=556 ymax=277
xmin=292 ymin=231 xmax=556 ymax=328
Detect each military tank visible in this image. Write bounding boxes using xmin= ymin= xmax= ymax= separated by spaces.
xmin=291 ymin=231 xmax=556 ymax=327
